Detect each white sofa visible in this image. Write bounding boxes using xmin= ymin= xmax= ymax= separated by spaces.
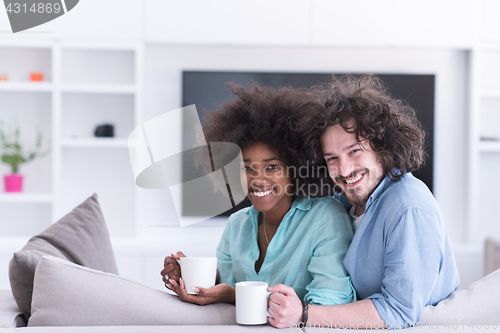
xmin=2 ymin=194 xmax=500 ymax=331
xmin=2 ymin=280 xmax=500 ymax=333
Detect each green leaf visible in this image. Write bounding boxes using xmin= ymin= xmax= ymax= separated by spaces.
xmin=0 ymin=122 xmax=49 ymax=172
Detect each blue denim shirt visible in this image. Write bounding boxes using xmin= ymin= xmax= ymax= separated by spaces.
xmin=341 ymin=173 xmax=460 ymax=328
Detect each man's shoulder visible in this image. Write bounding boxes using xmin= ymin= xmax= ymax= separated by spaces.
xmin=360 ymin=174 xmax=446 ymax=242
xmin=368 ymin=173 xmax=442 ymax=225
xmin=379 ymin=173 xmax=436 ymax=207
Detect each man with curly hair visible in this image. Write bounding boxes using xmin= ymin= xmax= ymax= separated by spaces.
xmin=269 ymin=75 xmax=460 ymax=329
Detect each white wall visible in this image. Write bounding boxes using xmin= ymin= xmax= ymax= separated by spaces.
xmin=144 ymin=0 xmax=476 ymax=48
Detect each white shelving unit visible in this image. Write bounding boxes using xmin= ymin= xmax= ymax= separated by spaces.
xmin=466 ymin=1 xmax=500 ymax=248
xmin=0 ymin=41 xmax=142 ymax=238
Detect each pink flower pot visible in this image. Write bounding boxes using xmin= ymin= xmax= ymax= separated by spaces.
xmin=4 ymin=174 xmax=23 ymax=192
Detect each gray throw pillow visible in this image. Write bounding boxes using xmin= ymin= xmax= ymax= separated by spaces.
xmin=29 ymin=256 xmax=236 ymax=327
xmin=420 ymin=268 xmax=500 ymax=324
xmin=9 ymin=193 xmax=118 ymax=319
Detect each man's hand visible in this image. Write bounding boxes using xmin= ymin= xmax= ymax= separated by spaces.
xmin=160 ymin=251 xmax=186 ymax=289
xmin=167 ymin=279 xmax=235 ymax=305
xmin=267 ymin=284 xmax=303 ymax=328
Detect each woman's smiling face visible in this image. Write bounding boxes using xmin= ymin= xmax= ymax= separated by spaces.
xmin=243 ymin=142 xmax=294 ymax=215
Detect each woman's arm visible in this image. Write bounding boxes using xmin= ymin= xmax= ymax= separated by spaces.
xmin=167 ymin=279 xmax=235 ymax=305
xmin=167 ymin=215 xmax=236 ymax=305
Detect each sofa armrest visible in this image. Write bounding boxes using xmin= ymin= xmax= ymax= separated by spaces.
xmin=0 ymin=290 xmax=26 ymax=328
xmin=485 ymin=238 xmax=500 ymax=276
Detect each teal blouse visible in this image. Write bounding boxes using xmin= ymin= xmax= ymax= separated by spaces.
xmin=216 ymin=196 xmax=356 ymax=305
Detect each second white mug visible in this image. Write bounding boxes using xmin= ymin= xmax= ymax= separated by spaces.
xmin=235 ymin=281 xmax=271 ymax=325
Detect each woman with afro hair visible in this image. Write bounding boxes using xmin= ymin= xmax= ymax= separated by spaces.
xmin=161 ymin=83 xmax=355 ymax=326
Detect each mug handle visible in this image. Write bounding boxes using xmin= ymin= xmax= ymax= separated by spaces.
xmin=266 ymin=291 xmax=273 ymax=317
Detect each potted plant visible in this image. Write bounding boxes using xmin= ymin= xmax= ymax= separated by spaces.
xmin=0 ymin=122 xmax=48 ymax=193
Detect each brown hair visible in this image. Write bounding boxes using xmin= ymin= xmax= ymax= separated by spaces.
xmin=201 ymin=82 xmax=335 ymax=197
xmin=295 ymin=74 xmax=426 ymax=181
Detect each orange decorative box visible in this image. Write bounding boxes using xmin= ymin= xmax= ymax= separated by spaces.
xmin=30 ymin=72 xmax=43 ymax=81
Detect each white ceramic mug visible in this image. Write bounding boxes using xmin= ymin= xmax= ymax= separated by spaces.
xmin=235 ymin=281 xmax=271 ymax=325
xmin=179 ymin=257 xmax=217 ymax=294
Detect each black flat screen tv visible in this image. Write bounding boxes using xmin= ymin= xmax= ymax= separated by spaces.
xmin=182 ymin=72 xmax=435 ymax=217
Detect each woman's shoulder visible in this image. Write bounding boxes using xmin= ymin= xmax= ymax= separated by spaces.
xmin=226 ymin=205 xmax=254 ymax=226
xmin=296 ymin=196 xmax=353 ymax=237
xmin=301 ymin=196 xmax=348 ymax=214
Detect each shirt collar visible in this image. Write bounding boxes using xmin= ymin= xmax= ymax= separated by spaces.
xmin=245 ymin=196 xmax=312 ymax=217
xmin=365 ymin=170 xmax=404 ymax=211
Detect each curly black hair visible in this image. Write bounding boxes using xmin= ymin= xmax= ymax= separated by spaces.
xmin=295 ymin=74 xmax=426 ymax=181
xmin=201 ymin=82 xmax=335 ymax=197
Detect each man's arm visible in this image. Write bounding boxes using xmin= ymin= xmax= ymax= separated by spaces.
xmin=308 ymin=299 xmax=385 ymax=329
xmin=267 ymin=284 xmax=384 ymax=329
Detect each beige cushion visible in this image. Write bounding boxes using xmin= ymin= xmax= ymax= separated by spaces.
xmin=420 ymin=268 xmax=500 ymax=324
xmin=29 ymin=256 xmax=237 ymax=327
xmin=9 ymin=194 xmax=118 ymax=319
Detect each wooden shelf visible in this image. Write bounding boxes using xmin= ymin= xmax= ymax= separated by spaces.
xmin=61 ymin=138 xmax=133 ymax=148
xmin=479 ymin=141 xmax=500 ymax=153
xmin=481 ymin=90 xmax=500 ymax=99
xmin=61 ymin=84 xmax=137 ymax=94
xmin=0 ymin=193 xmax=54 ymax=203
xmin=0 ymin=81 xmax=52 ymax=92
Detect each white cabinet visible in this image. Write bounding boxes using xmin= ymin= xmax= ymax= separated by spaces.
xmin=0 ymin=43 xmax=54 ymax=235
xmin=0 ymin=41 xmax=142 ymax=238
xmin=466 ymin=0 xmax=500 ymax=245
xmin=470 ymin=47 xmax=500 ymax=243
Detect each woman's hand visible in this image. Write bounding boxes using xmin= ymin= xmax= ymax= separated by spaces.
xmin=267 ymin=284 xmax=303 ymax=328
xmin=160 ymin=251 xmax=186 ymax=289
xmin=167 ymin=279 xmax=235 ymax=305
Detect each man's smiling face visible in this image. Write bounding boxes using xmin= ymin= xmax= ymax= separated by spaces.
xmin=321 ymin=122 xmax=385 ymax=210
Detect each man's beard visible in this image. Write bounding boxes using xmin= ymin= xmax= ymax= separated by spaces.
xmin=343 ymin=188 xmax=370 ymax=208
xmin=335 ymin=167 xmax=379 ymax=209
